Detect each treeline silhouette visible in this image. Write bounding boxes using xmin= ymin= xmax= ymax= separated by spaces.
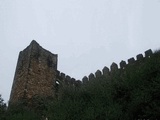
xmin=1 ymin=50 xmax=160 ymax=120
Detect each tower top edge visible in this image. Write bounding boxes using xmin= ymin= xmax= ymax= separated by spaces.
xmin=30 ymin=40 xmax=39 ymax=46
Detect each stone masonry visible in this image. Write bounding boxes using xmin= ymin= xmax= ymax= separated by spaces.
xmin=9 ymin=40 xmax=153 ymax=104
xmin=9 ymin=40 xmax=58 ymax=103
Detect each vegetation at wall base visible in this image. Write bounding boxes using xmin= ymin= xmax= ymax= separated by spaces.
xmin=1 ymin=51 xmax=160 ymax=120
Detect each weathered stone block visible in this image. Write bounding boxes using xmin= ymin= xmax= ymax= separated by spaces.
xmin=120 ymin=60 xmax=126 ymax=69
xmin=88 ymin=73 xmax=95 ymax=81
xmin=56 ymin=70 xmax=60 ymax=76
xmin=102 ymin=66 xmax=109 ymax=76
xmin=71 ymin=78 xmax=76 ymax=85
xmin=128 ymin=57 xmax=135 ymax=64
xmin=82 ymin=76 xmax=88 ymax=84
xmin=60 ymin=73 xmax=65 ymax=80
xmin=136 ymin=54 xmax=143 ymax=61
xmin=75 ymin=80 xmax=82 ymax=87
xmin=65 ymin=75 xmax=71 ymax=85
xmin=145 ymin=49 xmax=153 ymax=57
xmin=110 ymin=62 xmax=118 ymax=71
xmin=95 ymin=70 xmax=102 ymax=78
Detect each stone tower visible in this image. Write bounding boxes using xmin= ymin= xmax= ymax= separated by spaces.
xmin=9 ymin=40 xmax=58 ymax=104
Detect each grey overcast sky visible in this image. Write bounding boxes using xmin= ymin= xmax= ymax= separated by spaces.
xmin=0 ymin=0 xmax=160 ymax=102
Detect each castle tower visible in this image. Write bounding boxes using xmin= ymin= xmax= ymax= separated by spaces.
xmin=9 ymin=40 xmax=58 ymax=104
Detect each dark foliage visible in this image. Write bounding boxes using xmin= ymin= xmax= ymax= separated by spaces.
xmin=0 ymin=94 xmax=7 ymax=119
xmin=1 ymin=51 xmax=160 ymax=119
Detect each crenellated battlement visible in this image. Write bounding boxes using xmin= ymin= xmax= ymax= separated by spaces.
xmin=81 ymin=49 xmax=153 ymax=84
xmin=9 ymin=40 xmax=154 ymax=105
xmin=56 ymin=71 xmax=82 ymax=88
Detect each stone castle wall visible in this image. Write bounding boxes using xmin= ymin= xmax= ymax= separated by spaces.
xmin=9 ymin=40 xmax=153 ymax=104
xmin=10 ymin=40 xmax=57 ymax=103
xmin=81 ymin=49 xmax=153 ymax=83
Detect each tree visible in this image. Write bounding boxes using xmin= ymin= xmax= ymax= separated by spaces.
xmin=0 ymin=94 xmax=6 ymax=119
